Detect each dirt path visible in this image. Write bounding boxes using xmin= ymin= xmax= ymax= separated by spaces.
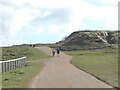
xmin=28 ymin=46 xmax=112 ymax=88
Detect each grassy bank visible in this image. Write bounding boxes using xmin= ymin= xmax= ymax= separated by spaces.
xmin=2 ymin=46 xmax=50 ymax=61
xmin=66 ymin=49 xmax=118 ymax=88
xmin=2 ymin=46 xmax=50 ymax=88
xmin=2 ymin=62 xmax=44 ymax=88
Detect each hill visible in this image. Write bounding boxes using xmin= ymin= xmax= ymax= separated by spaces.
xmin=2 ymin=46 xmax=50 ymax=61
xmin=56 ymin=30 xmax=119 ymax=51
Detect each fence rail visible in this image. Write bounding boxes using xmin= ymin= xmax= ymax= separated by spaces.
xmin=0 ymin=57 xmax=27 ymax=74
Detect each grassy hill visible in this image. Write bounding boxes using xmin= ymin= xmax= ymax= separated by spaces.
xmin=2 ymin=46 xmax=50 ymax=61
xmin=56 ymin=30 xmax=119 ymax=51
xmin=57 ymin=30 xmax=119 ymax=88
xmin=2 ymin=46 xmax=50 ymax=88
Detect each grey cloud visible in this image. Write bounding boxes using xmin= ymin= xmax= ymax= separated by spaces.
xmin=0 ymin=1 xmax=32 ymax=10
xmin=33 ymin=8 xmax=72 ymax=24
xmin=0 ymin=11 xmax=10 ymax=38
xmin=0 ymin=2 xmax=14 ymax=44
xmin=0 ymin=1 xmax=17 ymax=9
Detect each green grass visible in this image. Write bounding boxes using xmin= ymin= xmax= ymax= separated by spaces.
xmin=2 ymin=62 xmax=44 ymax=88
xmin=2 ymin=46 xmax=50 ymax=61
xmin=66 ymin=49 xmax=118 ymax=88
xmin=2 ymin=46 xmax=51 ymax=88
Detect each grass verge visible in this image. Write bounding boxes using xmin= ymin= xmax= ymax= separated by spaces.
xmin=66 ymin=49 xmax=118 ymax=88
xmin=2 ymin=46 xmax=50 ymax=61
xmin=2 ymin=46 xmax=51 ymax=88
xmin=2 ymin=62 xmax=44 ymax=88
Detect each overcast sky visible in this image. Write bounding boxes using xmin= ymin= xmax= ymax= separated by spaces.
xmin=0 ymin=0 xmax=119 ymax=46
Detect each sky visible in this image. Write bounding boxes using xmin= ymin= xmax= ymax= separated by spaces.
xmin=0 ymin=0 xmax=119 ymax=46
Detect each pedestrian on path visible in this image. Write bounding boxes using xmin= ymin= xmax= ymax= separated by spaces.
xmin=56 ymin=48 xmax=60 ymax=57
xmin=52 ymin=49 xmax=56 ymax=57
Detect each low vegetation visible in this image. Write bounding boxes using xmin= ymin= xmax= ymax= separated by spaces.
xmin=2 ymin=46 xmax=50 ymax=88
xmin=66 ymin=48 xmax=118 ymax=88
xmin=2 ymin=46 xmax=50 ymax=61
xmin=2 ymin=62 xmax=44 ymax=88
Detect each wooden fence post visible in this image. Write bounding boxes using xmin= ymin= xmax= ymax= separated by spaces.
xmin=1 ymin=57 xmax=27 ymax=73
xmin=0 ymin=62 xmax=2 ymax=74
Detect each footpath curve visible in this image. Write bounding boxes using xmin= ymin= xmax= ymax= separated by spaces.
xmin=28 ymin=46 xmax=112 ymax=88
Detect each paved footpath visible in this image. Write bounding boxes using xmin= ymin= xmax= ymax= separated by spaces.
xmin=28 ymin=46 xmax=112 ymax=88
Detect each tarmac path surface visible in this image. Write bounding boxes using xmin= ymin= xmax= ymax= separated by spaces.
xmin=28 ymin=46 xmax=112 ymax=88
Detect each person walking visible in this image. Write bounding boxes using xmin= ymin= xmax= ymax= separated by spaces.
xmin=52 ymin=49 xmax=56 ymax=57
xmin=56 ymin=48 xmax=60 ymax=57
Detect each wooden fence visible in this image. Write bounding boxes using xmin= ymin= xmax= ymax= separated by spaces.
xmin=0 ymin=57 xmax=27 ymax=74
